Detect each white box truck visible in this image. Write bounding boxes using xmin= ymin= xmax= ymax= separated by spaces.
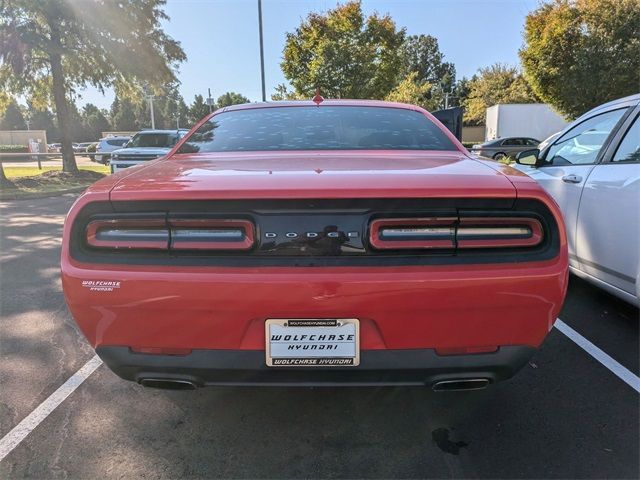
xmin=485 ymin=103 xmax=567 ymax=142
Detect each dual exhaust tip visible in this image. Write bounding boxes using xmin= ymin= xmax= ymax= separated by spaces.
xmin=139 ymin=377 xmax=491 ymax=391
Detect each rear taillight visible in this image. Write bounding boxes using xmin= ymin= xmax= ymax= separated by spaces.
xmin=86 ymin=219 xmax=169 ymax=250
xmin=369 ymin=216 xmax=543 ymax=250
xmin=169 ymin=219 xmax=254 ymax=251
xmin=85 ymin=217 xmax=255 ymax=251
xmin=369 ymin=218 xmax=456 ymax=249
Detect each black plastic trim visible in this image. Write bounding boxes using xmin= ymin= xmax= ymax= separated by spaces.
xmin=96 ymin=345 xmax=536 ymax=387
xmin=70 ymin=198 xmax=560 ymax=267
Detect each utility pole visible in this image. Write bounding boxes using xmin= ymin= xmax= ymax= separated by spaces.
xmin=258 ymin=0 xmax=266 ymax=102
xmin=148 ymin=94 xmax=156 ymax=129
xmin=207 ymin=88 xmax=214 ymax=113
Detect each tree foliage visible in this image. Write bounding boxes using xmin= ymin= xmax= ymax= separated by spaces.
xmin=188 ymin=94 xmax=211 ymax=126
xmin=0 ymin=100 xmax=26 ymax=130
xmin=281 ymin=1 xmax=406 ymax=99
xmin=462 ymin=64 xmax=538 ymax=125
xmin=216 ymin=92 xmax=250 ymax=109
xmin=385 ymin=72 xmax=439 ymax=111
xmin=401 ymin=35 xmax=456 ymax=90
xmin=520 ymin=0 xmax=640 ymax=119
xmin=0 ymin=0 xmax=185 ymax=172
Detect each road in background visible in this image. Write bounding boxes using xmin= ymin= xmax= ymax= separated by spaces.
xmin=0 ymin=195 xmax=638 ymax=479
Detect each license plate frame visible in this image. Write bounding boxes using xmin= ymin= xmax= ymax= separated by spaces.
xmin=265 ymin=318 xmax=360 ymax=367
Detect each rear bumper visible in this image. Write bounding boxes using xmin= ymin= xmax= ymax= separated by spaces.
xmin=97 ymin=345 xmax=536 ymax=387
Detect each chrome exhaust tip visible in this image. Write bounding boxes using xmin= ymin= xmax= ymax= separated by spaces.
xmin=432 ymin=378 xmax=490 ymax=392
xmin=139 ymin=378 xmax=198 ymax=390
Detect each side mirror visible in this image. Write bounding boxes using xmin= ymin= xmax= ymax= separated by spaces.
xmin=122 ymin=142 xmax=129 ymax=148
xmin=515 ymin=148 xmax=540 ymax=167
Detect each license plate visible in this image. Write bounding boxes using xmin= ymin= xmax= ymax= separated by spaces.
xmin=265 ymin=319 xmax=360 ymax=367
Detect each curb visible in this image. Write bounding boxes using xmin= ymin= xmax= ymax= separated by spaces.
xmin=0 ymin=185 xmax=88 ymax=201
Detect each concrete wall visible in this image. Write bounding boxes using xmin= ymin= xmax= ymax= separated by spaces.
xmin=0 ymin=130 xmax=48 ymax=152
xmin=462 ymin=126 xmax=485 ymax=144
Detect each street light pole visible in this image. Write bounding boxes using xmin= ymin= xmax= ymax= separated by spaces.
xmin=148 ymin=95 xmax=156 ymax=129
xmin=258 ymin=0 xmax=266 ymax=102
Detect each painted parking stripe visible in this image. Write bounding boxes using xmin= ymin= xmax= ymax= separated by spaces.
xmin=555 ymin=319 xmax=640 ymax=394
xmin=0 ymin=355 xmax=103 ymax=463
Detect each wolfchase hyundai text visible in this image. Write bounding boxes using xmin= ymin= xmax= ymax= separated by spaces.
xmin=61 ymin=100 xmax=569 ymax=391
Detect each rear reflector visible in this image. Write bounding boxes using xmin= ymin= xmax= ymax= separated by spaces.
xmin=436 ymin=345 xmax=499 ymax=356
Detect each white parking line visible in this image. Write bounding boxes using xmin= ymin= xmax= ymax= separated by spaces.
xmin=555 ymin=318 xmax=640 ymax=393
xmin=0 ymin=355 xmax=103 ymax=463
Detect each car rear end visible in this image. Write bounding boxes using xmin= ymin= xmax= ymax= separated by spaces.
xmin=61 ymin=101 xmax=568 ymax=390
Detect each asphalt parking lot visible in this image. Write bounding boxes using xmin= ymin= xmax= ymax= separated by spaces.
xmin=0 ymin=194 xmax=638 ymax=479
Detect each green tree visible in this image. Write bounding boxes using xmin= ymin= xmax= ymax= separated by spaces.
xmin=111 ymin=96 xmax=141 ymax=132
xmin=270 ymin=83 xmax=303 ymax=101
xmin=0 ymin=99 xmax=26 ymax=130
xmin=81 ymin=103 xmax=111 ymax=141
xmin=188 ymin=94 xmax=211 ymax=126
xmin=520 ymin=0 xmax=640 ymax=119
xmin=28 ymin=104 xmax=59 ymax=141
xmin=462 ymin=64 xmax=538 ymax=125
xmin=281 ymin=1 xmax=406 ymax=99
xmin=0 ymin=0 xmax=186 ymax=173
xmin=216 ymin=92 xmax=250 ymax=108
xmin=401 ymin=34 xmax=456 ymax=90
xmin=385 ymin=72 xmax=439 ymax=110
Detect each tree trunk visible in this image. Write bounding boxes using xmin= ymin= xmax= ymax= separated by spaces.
xmin=48 ymin=24 xmax=78 ymax=174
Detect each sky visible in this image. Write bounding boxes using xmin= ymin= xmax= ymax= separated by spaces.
xmin=77 ymin=0 xmax=541 ymax=110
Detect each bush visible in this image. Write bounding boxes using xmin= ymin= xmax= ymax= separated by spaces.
xmin=0 ymin=144 xmax=29 ymax=153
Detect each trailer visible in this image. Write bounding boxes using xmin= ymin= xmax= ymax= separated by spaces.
xmin=485 ymin=104 xmax=567 ymax=142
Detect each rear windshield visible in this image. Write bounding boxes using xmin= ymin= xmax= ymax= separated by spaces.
xmin=178 ymin=106 xmax=456 ymax=153
xmin=128 ymin=133 xmax=180 ymax=148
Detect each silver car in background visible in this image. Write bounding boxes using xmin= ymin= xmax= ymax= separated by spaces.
xmin=471 ymin=137 xmax=540 ymax=160
xmin=514 ymin=94 xmax=640 ymax=306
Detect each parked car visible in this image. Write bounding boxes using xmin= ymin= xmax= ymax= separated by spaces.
xmin=471 ymin=137 xmax=540 ymax=160
xmin=47 ymin=143 xmax=61 ymax=153
xmin=109 ymin=129 xmax=189 ymax=173
xmin=94 ymin=136 xmax=130 ymax=164
xmin=74 ymin=142 xmax=94 ymax=154
xmin=514 ymin=93 xmax=639 ymax=306
xmin=61 ymin=100 xmax=568 ymax=390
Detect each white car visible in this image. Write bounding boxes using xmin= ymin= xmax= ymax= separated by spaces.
xmin=94 ymin=136 xmax=131 ymax=164
xmin=514 ymin=93 xmax=639 ymax=306
xmin=109 ymin=129 xmax=188 ymax=173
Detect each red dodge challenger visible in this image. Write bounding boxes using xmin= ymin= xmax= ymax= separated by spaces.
xmin=61 ymin=100 xmax=568 ymax=391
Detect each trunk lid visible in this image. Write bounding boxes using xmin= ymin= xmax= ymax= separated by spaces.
xmin=109 ymin=151 xmax=516 ymax=201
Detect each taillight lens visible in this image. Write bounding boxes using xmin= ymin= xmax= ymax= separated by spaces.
xmin=369 ymin=216 xmax=543 ymax=250
xmin=86 ymin=219 xmax=169 ymax=250
xmin=169 ymin=219 xmax=254 ymax=251
xmin=85 ymin=217 xmax=255 ymax=251
xmin=456 ymin=217 xmax=543 ymax=249
xmin=369 ymin=218 xmax=456 ymax=249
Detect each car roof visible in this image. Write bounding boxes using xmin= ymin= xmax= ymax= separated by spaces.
xmin=135 ymin=129 xmax=188 ymax=134
xmin=579 ymin=93 xmax=640 ymax=119
xmin=220 ymin=99 xmax=426 ymax=113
